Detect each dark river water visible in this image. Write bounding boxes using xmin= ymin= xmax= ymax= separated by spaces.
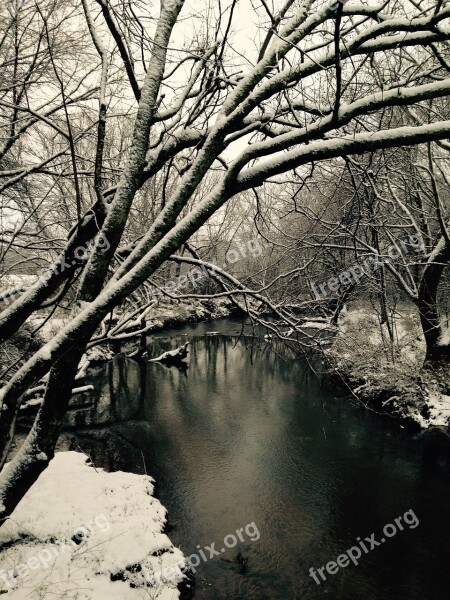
xmin=58 ymin=318 xmax=450 ymax=599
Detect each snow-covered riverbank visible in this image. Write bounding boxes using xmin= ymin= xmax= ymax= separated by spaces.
xmin=0 ymin=452 xmax=189 ymax=599
xmin=35 ymin=298 xmax=236 ymax=344
xmin=326 ymin=307 xmax=450 ymax=430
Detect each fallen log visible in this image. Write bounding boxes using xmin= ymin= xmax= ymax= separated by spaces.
xmin=148 ymin=341 xmax=189 ymax=366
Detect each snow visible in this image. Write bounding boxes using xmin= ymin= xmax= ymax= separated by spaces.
xmin=301 ymin=321 xmax=332 ymax=330
xmin=31 ymin=316 xmax=71 ymax=343
xmin=149 ymin=342 xmax=189 ymax=363
xmin=438 ymin=324 xmax=450 ymax=347
xmin=0 ymin=274 xmax=39 ymax=291
xmin=237 ymin=120 xmax=450 ymax=188
xmin=412 ymin=392 xmax=450 ymax=429
xmin=19 ymin=397 xmax=43 ymax=410
xmin=330 ymin=306 xmax=450 ymax=429
xmin=0 ymin=451 xmax=186 ymax=599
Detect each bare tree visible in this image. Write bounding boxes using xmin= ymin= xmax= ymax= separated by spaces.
xmin=2 ymin=0 xmax=450 ymax=519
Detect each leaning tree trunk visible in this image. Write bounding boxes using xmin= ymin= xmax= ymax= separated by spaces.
xmin=0 ymin=346 xmax=86 ymax=522
xmin=0 ymin=0 xmax=185 ymax=522
xmin=0 ymin=199 xmax=106 ymax=345
xmin=417 ymin=237 xmax=450 ymax=362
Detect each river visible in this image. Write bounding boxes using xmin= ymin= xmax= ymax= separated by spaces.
xmin=61 ymin=318 xmax=450 ymax=599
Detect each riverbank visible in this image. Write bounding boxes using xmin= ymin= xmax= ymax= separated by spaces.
xmin=33 ymin=297 xmax=241 ymax=370
xmin=0 ymin=451 xmax=190 ymax=598
xmin=325 ymin=306 xmax=450 ymax=431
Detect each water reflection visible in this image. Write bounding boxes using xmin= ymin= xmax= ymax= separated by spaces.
xmin=58 ymin=320 xmax=450 ymax=600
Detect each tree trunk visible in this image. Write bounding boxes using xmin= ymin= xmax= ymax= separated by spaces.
xmin=0 ymin=201 xmax=106 ymax=344
xmin=417 ymin=237 xmax=450 ymax=362
xmin=0 ymin=0 xmax=185 ymax=518
xmin=0 ymin=346 xmax=85 ymax=522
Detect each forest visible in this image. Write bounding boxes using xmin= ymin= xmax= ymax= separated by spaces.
xmin=1 ymin=1 xmax=450 ymax=599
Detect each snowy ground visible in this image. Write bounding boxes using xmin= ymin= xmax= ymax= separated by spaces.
xmin=328 ymin=305 xmax=450 ymax=429
xmin=0 ymin=452 xmax=187 ymax=599
xmin=413 ymin=391 xmax=450 ymax=428
xmin=27 ymin=298 xmax=233 ymax=345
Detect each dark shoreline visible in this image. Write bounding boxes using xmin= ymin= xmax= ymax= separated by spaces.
xmin=323 ymin=348 xmax=450 ymax=437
